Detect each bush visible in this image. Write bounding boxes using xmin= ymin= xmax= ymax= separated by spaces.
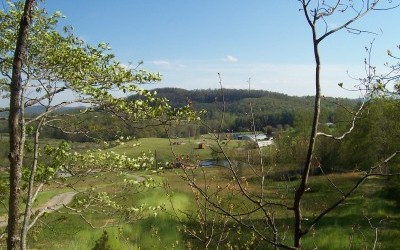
xmin=92 ymin=231 xmax=112 ymax=250
xmin=382 ymin=175 xmax=400 ymax=207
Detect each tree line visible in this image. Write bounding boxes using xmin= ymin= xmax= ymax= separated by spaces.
xmin=5 ymin=88 xmax=356 ymax=141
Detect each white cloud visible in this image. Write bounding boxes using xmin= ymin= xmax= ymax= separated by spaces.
xmin=152 ymin=60 xmax=171 ymax=66
xmin=150 ymin=60 xmax=187 ymax=70
xmin=223 ymin=55 xmax=238 ymax=63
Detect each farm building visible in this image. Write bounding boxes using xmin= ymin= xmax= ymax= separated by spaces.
xmin=234 ymin=133 xmax=267 ymax=141
xmin=256 ymin=139 xmax=274 ymax=147
xmin=233 ymin=133 xmax=274 ymax=147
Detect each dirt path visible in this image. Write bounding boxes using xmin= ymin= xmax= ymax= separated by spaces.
xmin=0 ymin=174 xmax=144 ymax=229
xmin=0 ymin=191 xmax=78 ymax=228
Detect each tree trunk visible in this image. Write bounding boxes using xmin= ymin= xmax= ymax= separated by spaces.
xmin=20 ymin=118 xmax=44 ymax=250
xmin=7 ymin=1 xmax=35 ymax=249
xmin=293 ymin=15 xmax=321 ymax=249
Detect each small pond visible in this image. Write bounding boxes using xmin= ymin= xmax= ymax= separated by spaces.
xmin=199 ymin=159 xmax=229 ymax=167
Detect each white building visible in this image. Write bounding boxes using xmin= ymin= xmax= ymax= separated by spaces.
xmin=239 ymin=134 xmax=267 ymax=141
xmin=235 ymin=133 xmax=274 ymax=147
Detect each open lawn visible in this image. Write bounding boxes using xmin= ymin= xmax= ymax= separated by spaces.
xmin=106 ymin=137 xmax=243 ymax=164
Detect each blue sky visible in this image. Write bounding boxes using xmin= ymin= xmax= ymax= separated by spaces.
xmin=20 ymin=1 xmax=400 ymax=98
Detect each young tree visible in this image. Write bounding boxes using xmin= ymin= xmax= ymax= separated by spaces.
xmin=293 ymin=1 xmax=400 ymax=248
xmin=178 ymin=1 xmax=399 ymax=249
xmin=0 ymin=1 xmax=194 ymax=249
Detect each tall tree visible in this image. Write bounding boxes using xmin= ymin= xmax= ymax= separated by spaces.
xmin=179 ymin=1 xmax=399 ymax=249
xmin=7 ymin=1 xmax=35 ymax=249
xmin=0 ymin=1 xmax=195 ymax=249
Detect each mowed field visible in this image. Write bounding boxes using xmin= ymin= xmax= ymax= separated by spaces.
xmin=106 ymin=136 xmax=244 ymax=163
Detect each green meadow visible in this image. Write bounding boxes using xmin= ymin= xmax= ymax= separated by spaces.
xmin=105 ymin=136 xmax=243 ymax=164
xmin=1 ymin=138 xmax=400 ymax=249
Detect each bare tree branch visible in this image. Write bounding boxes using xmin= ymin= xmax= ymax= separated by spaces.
xmin=317 ymin=1 xmax=380 ymax=43
xmin=317 ymin=96 xmax=367 ymax=140
xmin=303 ymin=151 xmax=400 ymax=236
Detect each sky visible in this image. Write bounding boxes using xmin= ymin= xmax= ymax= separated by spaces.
xmin=4 ymin=0 xmax=400 ymax=99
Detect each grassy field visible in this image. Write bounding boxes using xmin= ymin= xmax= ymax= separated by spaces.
xmin=19 ymin=167 xmax=400 ymax=249
xmin=1 ymin=137 xmax=399 ymax=249
xmin=106 ymin=136 xmax=243 ymax=163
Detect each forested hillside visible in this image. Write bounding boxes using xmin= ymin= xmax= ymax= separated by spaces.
xmin=151 ymin=87 xmax=357 ymax=131
xmin=151 ymin=87 xmax=356 ymax=112
xmin=0 ymin=88 xmax=359 ymax=141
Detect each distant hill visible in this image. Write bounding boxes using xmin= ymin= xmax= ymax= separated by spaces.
xmin=151 ymin=88 xmax=286 ymax=105
xmin=144 ymin=88 xmax=358 ymax=130
xmin=0 ymin=88 xmax=358 ymax=139
xmin=0 ymin=105 xmax=87 ymax=118
xmin=150 ymin=87 xmax=357 ymax=114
